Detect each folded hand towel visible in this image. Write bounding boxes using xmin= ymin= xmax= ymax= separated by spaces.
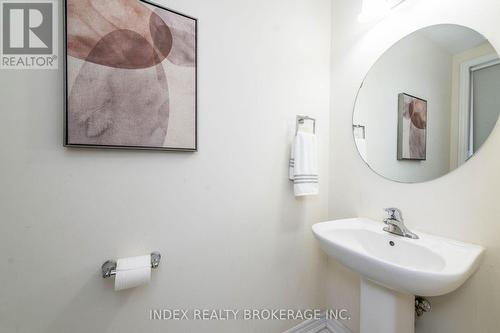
xmin=289 ymin=131 xmax=319 ymax=196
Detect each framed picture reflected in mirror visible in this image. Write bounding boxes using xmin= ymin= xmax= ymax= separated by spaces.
xmin=397 ymin=93 xmax=427 ymax=161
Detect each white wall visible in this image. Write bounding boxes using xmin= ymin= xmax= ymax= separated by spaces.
xmin=354 ymin=32 xmax=452 ymax=182
xmin=0 ymin=1 xmax=331 ymax=332
xmin=329 ymin=0 xmax=500 ymax=332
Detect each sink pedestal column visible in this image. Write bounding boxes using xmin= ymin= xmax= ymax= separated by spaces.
xmin=360 ymin=279 xmax=415 ymax=333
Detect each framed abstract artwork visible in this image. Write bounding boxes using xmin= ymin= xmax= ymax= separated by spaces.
xmin=64 ymin=0 xmax=197 ymax=151
xmin=397 ymin=93 xmax=427 ymax=161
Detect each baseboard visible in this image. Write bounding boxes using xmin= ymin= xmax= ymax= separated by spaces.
xmin=282 ymin=315 xmax=352 ymax=333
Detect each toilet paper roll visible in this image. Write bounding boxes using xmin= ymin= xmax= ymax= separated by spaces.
xmin=114 ymin=255 xmax=151 ymax=291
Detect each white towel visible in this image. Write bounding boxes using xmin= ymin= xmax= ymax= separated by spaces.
xmin=289 ymin=131 xmax=319 ymax=196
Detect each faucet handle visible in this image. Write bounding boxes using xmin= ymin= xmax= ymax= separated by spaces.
xmin=384 ymin=208 xmax=403 ymax=221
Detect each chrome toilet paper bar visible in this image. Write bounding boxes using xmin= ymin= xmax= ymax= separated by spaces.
xmin=101 ymin=252 xmax=161 ymax=279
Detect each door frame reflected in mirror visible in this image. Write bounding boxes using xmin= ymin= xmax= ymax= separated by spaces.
xmin=458 ymin=53 xmax=500 ymax=165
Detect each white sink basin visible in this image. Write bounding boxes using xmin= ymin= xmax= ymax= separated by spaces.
xmin=313 ymin=218 xmax=484 ymax=296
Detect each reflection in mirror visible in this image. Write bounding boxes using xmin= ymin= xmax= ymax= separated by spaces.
xmin=353 ymin=24 xmax=500 ymax=183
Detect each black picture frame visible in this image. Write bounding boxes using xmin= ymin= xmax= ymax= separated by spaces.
xmin=63 ymin=0 xmax=198 ymax=152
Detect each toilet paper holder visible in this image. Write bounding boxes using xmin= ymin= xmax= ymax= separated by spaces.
xmin=101 ymin=252 xmax=161 ymax=279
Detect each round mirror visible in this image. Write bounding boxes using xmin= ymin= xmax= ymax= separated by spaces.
xmin=353 ymin=24 xmax=500 ymax=183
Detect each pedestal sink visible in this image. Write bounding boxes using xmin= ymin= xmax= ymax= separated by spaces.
xmin=312 ymin=218 xmax=484 ymax=333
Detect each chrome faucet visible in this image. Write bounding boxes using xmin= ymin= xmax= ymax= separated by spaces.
xmin=383 ymin=208 xmax=419 ymax=239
